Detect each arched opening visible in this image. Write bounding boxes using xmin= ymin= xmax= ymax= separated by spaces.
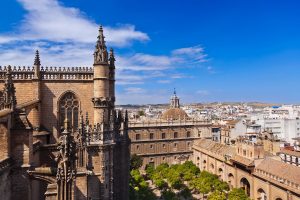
xmin=58 ymin=91 xmax=79 ymax=132
xmin=240 ymin=177 xmax=251 ymax=196
xmin=275 ymin=198 xmax=283 ymax=200
xmin=210 ymin=163 xmax=214 ymax=172
xmin=203 ymin=160 xmax=207 ymax=169
xmin=218 ymin=168 xmax=223 ymax=180
xmin=257 ymin=188 xmax=267 ymax=200
xmin=228 ymin=173 xmax=234 ymax=189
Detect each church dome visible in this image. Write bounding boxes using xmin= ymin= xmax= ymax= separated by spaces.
xmin=161 ymin=108 xmax=189 ymax=120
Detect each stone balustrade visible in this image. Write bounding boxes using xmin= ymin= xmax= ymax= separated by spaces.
xmin=0 ymin=66 xmax=93 ymax=80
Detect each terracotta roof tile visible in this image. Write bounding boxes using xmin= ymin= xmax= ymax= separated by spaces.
xmin=256 ymin=158 xmax=300 ymax=185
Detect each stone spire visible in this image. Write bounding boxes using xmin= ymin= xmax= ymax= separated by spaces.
xmin=34 ymin=50 xmax=41 ymax=79
xmin=109 ymin=48 xmax=115 ymax=67
xmin=94 ymin=25 xmax=108 ymax=64
xmin=1 ymin=65 xmax=17 ymax=110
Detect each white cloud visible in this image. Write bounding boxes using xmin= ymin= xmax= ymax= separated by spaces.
xmin=172 ymin=45 xmax=208 ymax=63
xmin=0 ymin=0 xmax=149 ymax=46
xmin=0 ymin=0 xmax=212 ymax=92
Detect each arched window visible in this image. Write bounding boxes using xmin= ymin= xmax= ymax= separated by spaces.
xmin=162 ymin=132 xmax=166 ymax=139
xmin=59 ymin=92 xmax=79 ymax=131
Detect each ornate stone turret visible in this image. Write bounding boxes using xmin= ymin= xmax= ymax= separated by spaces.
xmin=0 ymin=65 xmax=17 ymax=110
xmin=34 ymin=50 xmax=41 ymax=79
xmin=92 ymin=26 xmax=114 ymax=125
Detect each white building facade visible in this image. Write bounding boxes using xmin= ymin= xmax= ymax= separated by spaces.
xmin=251 ymin=105 xmax=300 ymax=142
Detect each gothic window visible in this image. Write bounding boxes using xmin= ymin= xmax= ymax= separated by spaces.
xmin=59 ymin=92 xmax=79 ymax=131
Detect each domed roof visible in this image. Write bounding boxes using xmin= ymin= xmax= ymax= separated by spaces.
xmin=161 ymin=108 xmax=189 ymax=120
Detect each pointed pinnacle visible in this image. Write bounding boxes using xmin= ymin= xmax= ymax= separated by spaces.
xmin=34 ymin=50 xmax=41 ymax=66
xmin=109 ymin=48 xmax=114 ymax=56
xmin=109 ymin=48 xmax=115 ymax=62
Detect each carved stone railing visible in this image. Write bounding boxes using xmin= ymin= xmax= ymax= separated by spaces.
xmin=0 ymin=66 xmax=93 ymax=81
xmin=84 ymin=124 xmax=114 ymax=145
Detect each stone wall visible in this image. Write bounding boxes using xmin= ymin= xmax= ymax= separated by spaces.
xmin=129 ymin=124 xmax=211 ymax=168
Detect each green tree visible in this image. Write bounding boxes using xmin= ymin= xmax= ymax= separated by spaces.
xmin=154 ymin=178 xmax=168 ymax=190
xmin=145 ymin=163 xmax=155 ymax=179
xmin=130 ymin=154 xmax=143 ymax=170
xmin=129 ymin=169 xmax=156 ymax=200
xmin=213 ymin=179 xmax=229 ymax=192
xmin=208 ymin=191 xmax=226 ymax=200
xmin=228 ymin=188 xmax=250 ymax=200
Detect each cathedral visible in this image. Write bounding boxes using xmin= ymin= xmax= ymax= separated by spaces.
xmin=0 ymin=26 xmax=130 ymax=200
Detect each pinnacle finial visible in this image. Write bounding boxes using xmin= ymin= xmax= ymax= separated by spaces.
xmin=109 ymin=48 xmax=114 ymax=57
xmin=109 ymin=48 xmax=115 ymax=66
xmin=94 ymin=25 xmax=108 ymax=64
xmin=125 ymin=110 xmax=128 ymax=121
xmin=7 ymin=65 xmax=12 ymax=74
xmin=98 ymin=25 xmax=104 ymax=41
xmin=34 ymin=50 xmax=41 ymax=66
xmin=174 ymin=88 xmax=176 ymax=95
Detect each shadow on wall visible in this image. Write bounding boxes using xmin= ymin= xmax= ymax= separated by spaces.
xmin=41 ymin=83 xmax=56 ymax=143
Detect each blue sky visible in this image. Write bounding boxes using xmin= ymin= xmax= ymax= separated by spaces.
xmin=0 ymin=0 xmax=300 ymax=104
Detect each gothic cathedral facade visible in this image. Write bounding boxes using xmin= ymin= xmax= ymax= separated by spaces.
xmin=0 ymin=26 xmax=130 ymax=200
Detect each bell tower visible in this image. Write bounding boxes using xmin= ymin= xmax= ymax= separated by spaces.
xmin=170 ymin=88 xmax=180 ymax=108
